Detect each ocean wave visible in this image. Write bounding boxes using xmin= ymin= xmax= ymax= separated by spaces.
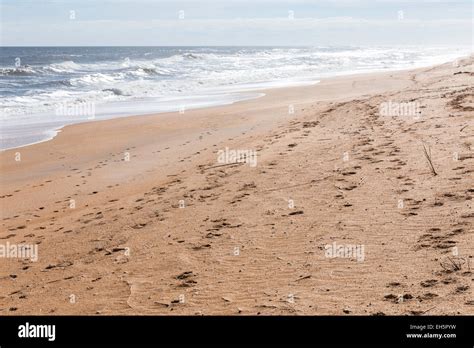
xmin=0 ymin=61 xmax=82 ymax=76
xmin=45 ymin=60 xmax=81 ymax=73
xmin=182 ymin=53 xmax=202 ymax=59
xmin=0 ymin=66 xmax=37 ymax=76
xmin=156 ymin=52 xmax=218 ymax=64
xmin=67 ymin=66 xmax=167 ymax=86
xmin=102 ymin=88 xmax=128 ymax=96
xmin=69 ymin=73 xmax=122 ymax=86
xmin=29 ymin=79 xmax=74 ymax=88
xmin=127 ymin=66 xmax=171 ymax=77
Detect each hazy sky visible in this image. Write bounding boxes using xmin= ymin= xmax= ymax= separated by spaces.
xmin=0 ymin=0 xmax=472 ymax=46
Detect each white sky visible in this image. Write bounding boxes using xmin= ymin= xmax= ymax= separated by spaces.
xmin=0 ymin=0 xmax=472 ymax=46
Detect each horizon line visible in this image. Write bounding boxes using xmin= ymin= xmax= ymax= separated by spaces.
xmin=2 ymin=44 xmax=472 ymax=48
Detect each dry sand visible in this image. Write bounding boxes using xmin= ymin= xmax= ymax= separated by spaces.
xmin=0 ymin=57 xmax=473 ymax=315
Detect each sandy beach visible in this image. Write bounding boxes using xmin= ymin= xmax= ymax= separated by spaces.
xmin=0 ymin=57 xmax=472 ymax=315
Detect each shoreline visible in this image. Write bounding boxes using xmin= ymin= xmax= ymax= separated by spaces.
xmin=0 ymin=91 xmax=268 ymax=152
xmin=2 ymin=52 xmax=471 ymax=151
xmin=0 ymin=56 xmax=472 ymax=315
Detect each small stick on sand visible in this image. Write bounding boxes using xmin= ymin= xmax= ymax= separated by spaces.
xmin=422 ymin=143 xmax=437 ymax=176
xmin=200 ymin=162 xmax=243 ymax=171
xmin=422 ymin=305 xmax=437 ymax=314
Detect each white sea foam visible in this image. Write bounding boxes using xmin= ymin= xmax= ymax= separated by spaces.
xmin=46 ymin=61 xmax=81 ymax=73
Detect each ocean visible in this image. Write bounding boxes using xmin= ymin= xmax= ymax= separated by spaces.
xmin=0 ymin=46 xmax=471 ymax=150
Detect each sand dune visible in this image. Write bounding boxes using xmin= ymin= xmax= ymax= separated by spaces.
xmin=0 ymin=57 xmax=472 ymax=315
